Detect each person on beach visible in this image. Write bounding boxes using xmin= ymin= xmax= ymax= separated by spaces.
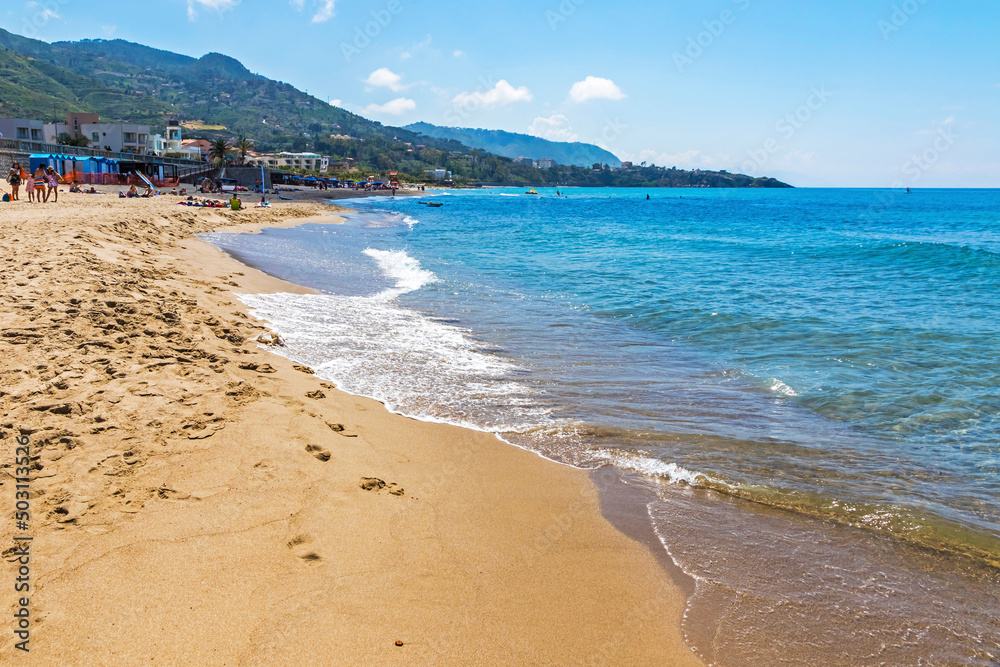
xmin=46 ymin=167 xmax=60 ymax=203
xmin=229 ymin=195 xmax=242 ymax=210
xmin=7 ymin=165 xmax=21 ymax=201
xmin=126 ymin=185 xmax=139 ymax=198
xmin=33 ymin=166 xmax=48 ymax=203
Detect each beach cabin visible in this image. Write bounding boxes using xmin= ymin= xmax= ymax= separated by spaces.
xmin=61 ymin=157 xmax=121 ymax=185
xmin=29 ymin=153 xmax=121 ymax=184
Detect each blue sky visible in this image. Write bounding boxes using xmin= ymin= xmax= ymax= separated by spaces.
xmin=4 ymin=0 xmax=999 ymax=186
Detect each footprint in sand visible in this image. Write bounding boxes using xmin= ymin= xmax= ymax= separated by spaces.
xmin=360 ymin=477 xmax=404 ymax=496
xmin=238 ymin=362 xmax=276 ymax=374
xmin=286 ymin=535 xmax=322 ymax=562
xmin=292 ymin=365 xmax=315 ymax=375
xmin=326 ymin=423 xmax=358 ymax=438
xmin=305 ymin=443 xmax=331 ymax=462
xmin=305 ymin=390 xmax=326 ymax=400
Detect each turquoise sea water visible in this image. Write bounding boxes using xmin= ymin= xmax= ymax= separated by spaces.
xmin=206 ymin=188 xmax=1000 ymax=665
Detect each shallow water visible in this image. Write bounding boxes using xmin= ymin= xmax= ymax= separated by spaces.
xmin=205 ymin=187 xmax=1000 ymax=663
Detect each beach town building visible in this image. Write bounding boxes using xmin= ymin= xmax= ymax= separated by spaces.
xmin=149 ymin=120 xmax=202 ymax=160
xmin=181 ymin=139 xmax=213 ymax=160
xmin=65 ymin=113 xmax=100 ymax=137
xmin=537 ymin=158 xmax=557 ymax=169
xmin=328 ymin=158 xmax=358 ymax=172
xmin=246 ymin=152 xmax=326 ymax=171
xmin=621 ymin=161 xmax=633 ymax=169
xmin=513 ymin=156 xmax=536 ymax=168
xmin=424 ymin=168 xmax=452 ymax=181
xmin=0 ymin=118 xmax=45 ymax=142
xmin=45 ymin=119 xmax=152 ymax=154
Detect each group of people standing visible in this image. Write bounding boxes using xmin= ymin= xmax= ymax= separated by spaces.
xmin=6 ymin=163 xmax=60 ymax=203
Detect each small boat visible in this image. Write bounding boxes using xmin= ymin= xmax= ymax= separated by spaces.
xmin=425 ymin=202 xmax=444 ymax=207
xmin=525 ymin=189 xmax=538 ymax=195
xmin=278 ymin=195 xmax=296 ymax=201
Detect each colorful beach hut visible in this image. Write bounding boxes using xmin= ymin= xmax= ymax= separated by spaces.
xmin=30 ymin=154 xmax=120 ymax=184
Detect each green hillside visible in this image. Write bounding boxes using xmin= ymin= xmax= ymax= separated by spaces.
xmin=405 ymin=122 xmax=621 ymax=168
xmin=0 ymin=29 xmax=455 ymax=150
xmin=0 ymin=28 xmax=791 ymax=187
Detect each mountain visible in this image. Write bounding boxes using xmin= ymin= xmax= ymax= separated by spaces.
xmin=0 ymin=28 xmax=465 ymax=153
xmin=404 ymin=122 xmax=621 ymax=168
xmin=0 ymin=27 xmax=790 ymax=187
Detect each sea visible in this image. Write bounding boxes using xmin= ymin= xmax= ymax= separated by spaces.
xmin=204 ymin=187 xmax=1000 ymax=665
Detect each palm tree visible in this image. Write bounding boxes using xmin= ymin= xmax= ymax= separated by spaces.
xmin=235 ymin=135 xmax=254 ymax=164
xmin=208 ymin=137 xmax=231 ymax=166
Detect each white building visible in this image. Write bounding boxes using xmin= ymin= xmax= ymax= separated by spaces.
xmin=247 ymin=152 xmax=326 ymax=171
xmin=45 ymin=122 xmax=152 ymax=154
xmin=424 ymin=168 xmax=452 ymax=180
xmin=537 ymin=158 xmax=557 ymax=169
xmin=513 ymin=156 xmax=536 ymax=168
xmin=0 ymin=118 xmax=45 ymax=142
xmin=148 ymin=120 xmax=202 ymax=159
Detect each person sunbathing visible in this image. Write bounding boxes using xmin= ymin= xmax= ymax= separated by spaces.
xmin=126 ymin=185 xmax=139 ymax=198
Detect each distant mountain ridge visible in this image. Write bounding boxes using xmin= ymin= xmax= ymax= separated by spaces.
xmin=404 ymin=122 xmax=621 ymax=168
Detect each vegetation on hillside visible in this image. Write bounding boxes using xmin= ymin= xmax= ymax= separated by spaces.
xmin=404 ymin=122 xmax=621 ymax=168
xmin=0 ymin=29 xmax=791 ymax=188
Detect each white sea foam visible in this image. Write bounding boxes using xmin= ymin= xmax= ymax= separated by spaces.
xmin=362 ymin=248 xmax=438 ymax=298
xmin=238 ymin=249 xmax=554 ymax=435
xmin=592 ymin=449 xmax=711 ymax=486
xmin=768 ymin=378 xmax=799 ymax=397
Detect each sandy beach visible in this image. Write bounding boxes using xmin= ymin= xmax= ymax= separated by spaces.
xmin=0 ymin=190 xmax=701 ymax=665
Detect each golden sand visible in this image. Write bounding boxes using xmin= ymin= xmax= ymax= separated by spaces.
xmin=0 ymin=190 xmax=701 ymax=665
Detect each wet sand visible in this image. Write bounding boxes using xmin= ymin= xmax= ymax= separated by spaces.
xmin=0 ymin=190 xmax=702 ymax=665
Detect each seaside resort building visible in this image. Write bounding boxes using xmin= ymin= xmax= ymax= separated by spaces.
xmin=45 ymin=118 xmax=152 ymax=155
xmin=247 ymin=152 xmax=327 ymax=171
xmin=0 ymin=118 xmax=45 ymax=142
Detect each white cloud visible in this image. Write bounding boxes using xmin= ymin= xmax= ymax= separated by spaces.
xmin=401 ymin=35 xmax=434 ymax=61
xmin=528 ymin=114 xmax=578 ymax=142
xmin=187 ymin=0 xmax=239 ymax=21
xmin=453 ymin=50 xmax=465 ymax=58
xmin=39 ymin=8 xmax=59 ymax=19
xmin=287 ymin=0 xmax=332 ymax=22
xmin=312 ymin=0 xmax=335 ymax=22
xmin=101 ymin=25 xmax=117 ymax=37
xmin=569 ymin=76 xmax=626 ymax=103
xmin=330 ymin=99 xmax=344 ymax=108
xmin=365 ymin=67 xmax=405 ymax=92
xmin=452 ymin=80 xmax=532 ymax=109
xmin=364 ymin=97 xmax=417 ymax=116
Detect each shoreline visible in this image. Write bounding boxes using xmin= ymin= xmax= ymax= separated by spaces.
xmin=0 ymin=191 xmax=702 ymax=664
xmin=207 ymin=191 xmax=1000 ymax=666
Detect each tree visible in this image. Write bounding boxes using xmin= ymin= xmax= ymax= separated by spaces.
xmin=208 ymin=137 xmax=231 ymax=165
xmin=235 ymin=135 xmax=254 ymax=164
xmin=57 ymin=132 xmax=91 ymax=148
